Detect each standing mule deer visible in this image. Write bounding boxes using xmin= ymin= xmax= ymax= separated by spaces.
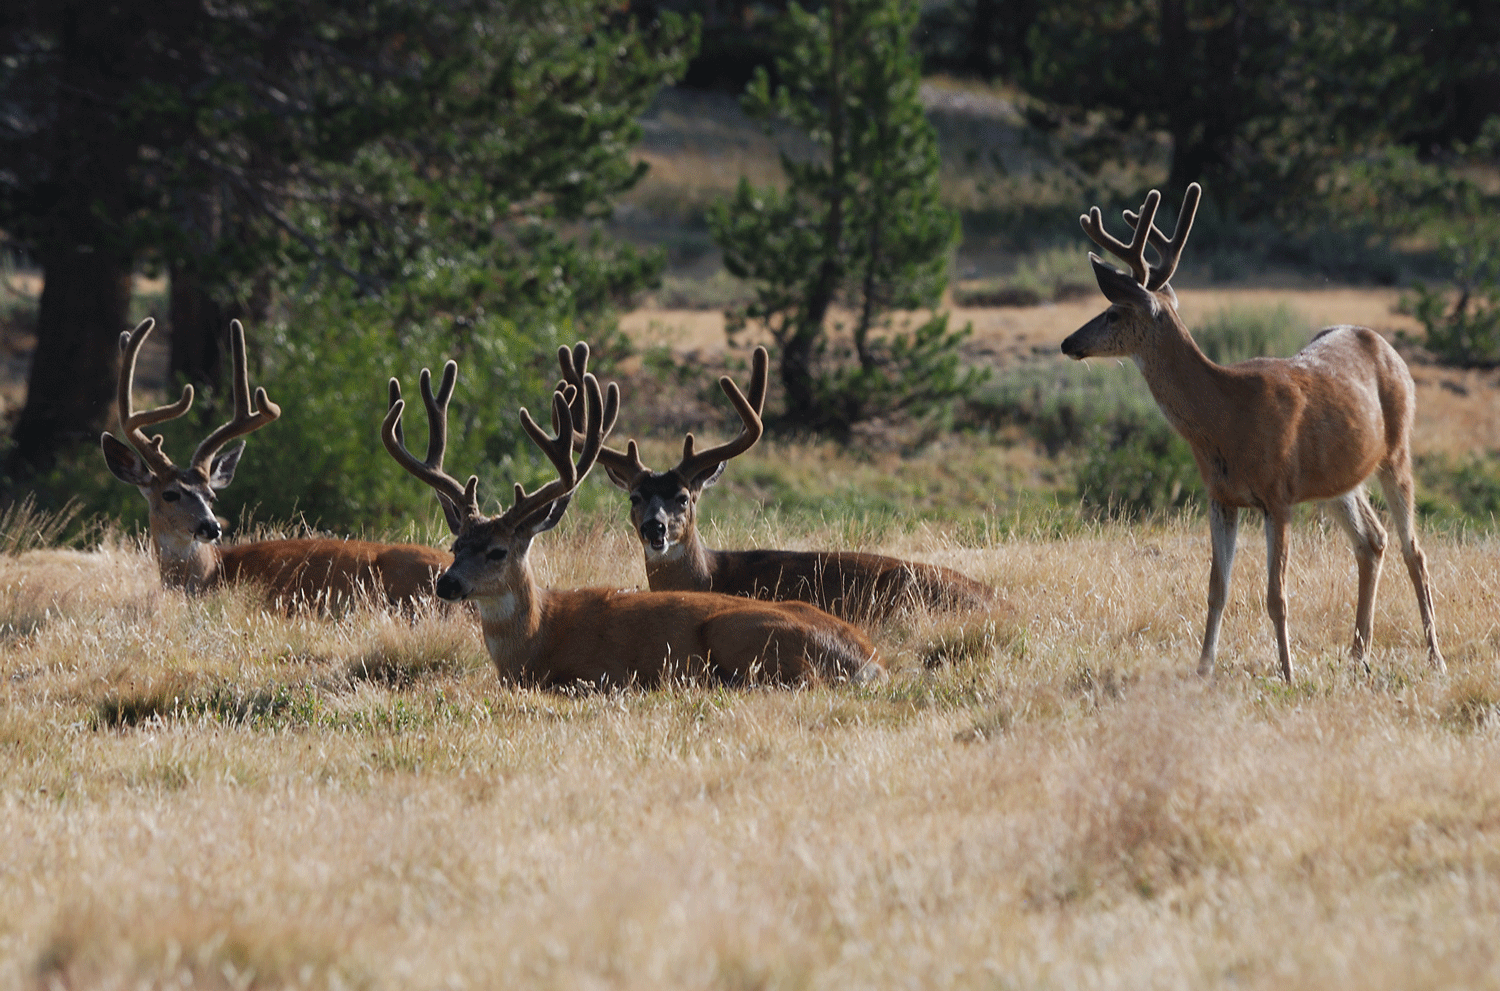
xmin=102 ymin=318 xmax=450 ymax=608
xmin=555 ymin=343 xmax=995 ymax=624
xmin=382 ymin=358 xmax=881 ymax=687
xmin=1061 ymin=182 xmax=1444 ymax=681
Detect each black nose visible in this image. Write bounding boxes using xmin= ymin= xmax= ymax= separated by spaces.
xmin=195 ymin=519 xmax=222 ymax=541
xmin=640 ymin=520 xmax=666 ymax=543
xmin=435 ymin=573 xmax=465 ymax=601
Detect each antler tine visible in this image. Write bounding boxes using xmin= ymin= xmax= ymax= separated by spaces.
xmin=744 ymin=345 xmax=769 ymax=417
xmin=1122 ymin=182 xmax=1202 ymax=290
xmin=419 ymin=360 xmax=458 ymax=470
xmin=190 ymin=319 xmax=282 ymax=470
xmin=674 ymin=347 xmax=767 ymax=482
xmin=504 ymin=373 xmax=605 ymax=527
xmin=382 ymin=361 xmax=478 ymax=521
xmin=116 ymin=317 xmax=194 ymax=475
xmin=1080 ymin=189 xmax=1160 ymax=286
xmin=555 ymin=340 xmax=643 ymax=480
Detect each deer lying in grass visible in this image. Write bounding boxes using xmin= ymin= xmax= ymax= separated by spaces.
xmin=382 ymin=358 xmax=882 ymax=688
xmin=1061 ymin=183 xmax=1444 ymax=681
xmin=555 ymin=343 xmax=995 ymax=625
xmin=101 ymin=318 xmax=450 ymax=609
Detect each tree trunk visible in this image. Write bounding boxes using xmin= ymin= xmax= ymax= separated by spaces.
xmin=777 ymin=0 xmax=847 ymax=427
xmin=169 ymin=265 xmax=232 ymax=395
xmin=779 ymin=326 xmax=819 ymax=423
xmin=4 ymin=0 xmax=138 ymax=479
xmin=8 ymin=247 xmax=134 ymax=473
xmin=1160 ymin=0 xmax=1200 ymax=196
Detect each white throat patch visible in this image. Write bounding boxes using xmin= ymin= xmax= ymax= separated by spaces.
xmin=478 ymin=592 xmax=520 ymax=623
xmin=645 ymin=540 xmax=685 ymax=561
xmin=154 ymin=530 xmax=201 ymax=561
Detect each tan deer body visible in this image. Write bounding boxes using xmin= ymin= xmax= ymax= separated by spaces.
xmin=215 ymin=538 xmax=447 ymax=608
xmin=635 ymin=508 xmax=994 ymax=622
xmin=1062 ymin=184 xmax=1443 ymax=680
xmin=556 ymin=344 xmax=995 ymax=624
xmin=384 ymin=360 xmax=880 ymax=688
xmin=102 ymin=318 xmax=448 ymax=609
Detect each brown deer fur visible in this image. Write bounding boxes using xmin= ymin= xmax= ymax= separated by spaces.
xmin=384 ymin=359 xmax=881 ymax=688
xmin=102 ymin=318 xmax=448 ymax=609
xmin=555 ymin=343 xmax=995 ymax=624
xmin=1062 ymin=183 xmax=1443 ymax=680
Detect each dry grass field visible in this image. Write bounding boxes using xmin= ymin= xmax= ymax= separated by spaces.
xmin=5 ymin=68 xmax=1499 ymax=988
xmin=2 ymin=497 xmax=1498 ymax=989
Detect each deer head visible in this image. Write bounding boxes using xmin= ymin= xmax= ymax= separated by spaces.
xmin=101 ymin=318 xmax=281 ymax=554
xmin=383 ymin=358 xmax=616 ymax=602
xmin=1061 ymin=183 xmax=1202 ymax=361
xmin=556 ymin=342 xmax=767 ymax=557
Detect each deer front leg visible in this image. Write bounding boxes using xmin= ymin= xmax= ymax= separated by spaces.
xmin=1264 ymin=508 xmax=1294 ymax=682
xmin=1199 ymin=499 xmax=1239 ymax=677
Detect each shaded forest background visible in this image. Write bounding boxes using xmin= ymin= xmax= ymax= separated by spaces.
xmin=1 ymin=0 xmax=1496 ymax=532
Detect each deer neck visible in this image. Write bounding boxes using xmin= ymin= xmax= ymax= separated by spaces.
xmin=153 ymin=529 xmax=221 ymax=593
xmin=474 ymin=559 xmax=547 ymax=677
xmin=643 ymin=522 xmax=714 ymax=592
xmin=1132 ymin=313 xmax=1231 ymax=442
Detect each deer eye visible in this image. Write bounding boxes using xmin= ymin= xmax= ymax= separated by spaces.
xmin=162 ymin=490 xmax=181 ymax=502
xmin=628 ymin=494 xmax=642 ymax=506
xmin=486 ymin=548 xmax=507 ymax=562
xmin=675 ymin=494 xmax=690 ymax=506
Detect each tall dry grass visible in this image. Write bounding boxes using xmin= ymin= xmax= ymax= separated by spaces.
xmin=1 ymin=508 xmax=1497 ymax=989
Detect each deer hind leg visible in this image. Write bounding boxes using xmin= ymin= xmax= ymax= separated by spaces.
xmin=1376 ymin=461 xmax=1445 ymax=671
xmin=1263 ymin=507 xmax=1294 ymax=682
xmin=1199 ymin=500 xmax=1240 ymax=677
xmin=1323 ymin=487 xmax=1386 ymax=665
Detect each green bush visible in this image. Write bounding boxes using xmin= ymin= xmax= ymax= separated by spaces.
xmin=1192 ymin=304 xmax=1311 ymax=363
xmin=1399 ymin=238 xmax=1500 ymax=368
xmin=953 ymin=246 xmax=1094 ymax=307
xmin=966 ymin=358 xmax=1162 ymax=454
xmin=220 ymin=285 xmax=575 ymax=534
xmin=63 ymin=283 xmax=594 ymax=540
xmin=1075 ymin=417 xmax=1202 ymax=520
xmin=1416 ymin=454 xmax=1500 ymax=527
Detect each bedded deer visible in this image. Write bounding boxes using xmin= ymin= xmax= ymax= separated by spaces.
xmin=382 ymin=358 xmax=881 ymax=688
xmin=101 ymin=318 xmax=449 ymax=609
xmin=1061 ymin=182 xmax=1443 ymax=681
xmin=554 ymin=343 xmax=994 ymax=624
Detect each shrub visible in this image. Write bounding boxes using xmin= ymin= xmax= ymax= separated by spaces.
xmin=953 ymin=246 xmax=1094 ymax=307
xmin=1399 ymin=237 xmax=1500 ymax=368
xmin=1075 ymin=417 xmax=1202 ymax=520
xmin=220 ymin=285 xmax=573 ymax=533
xmin=1192 ymin=304 xmax=1311 ymax=363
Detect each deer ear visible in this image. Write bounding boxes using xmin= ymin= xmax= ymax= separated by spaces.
xmin=1157 ymin=282 xmax=1179 ymax=310
xmin=1090 ymin=254 xmax=1158 ymax=315
xmin=436 ymin=494 xmax=466 ymax=535
xmin=604 ymin=464 xmax=637 ymax=490
xmin=691 ymin=462 xmax=727 ymax=491
xmin=208 ymin=441 xmax=245 ymax=490
xmin=519 ymin=493 xmax=572 ymax=537
xmin=101 ymin=434 xmax=155 ymax=487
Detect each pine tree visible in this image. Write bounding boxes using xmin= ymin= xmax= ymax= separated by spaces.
xmin=709 ymin=0 xmax=982 ymax=435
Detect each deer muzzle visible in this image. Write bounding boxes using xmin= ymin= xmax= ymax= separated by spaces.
xmin=435 ymin=571 xmax=468 ymax=601
xmin=640 ymin=518 xmax=668 ymax=551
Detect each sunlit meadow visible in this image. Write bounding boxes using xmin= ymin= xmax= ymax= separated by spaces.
xmin=1 ymin=484 xmax=1496 ymax=989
